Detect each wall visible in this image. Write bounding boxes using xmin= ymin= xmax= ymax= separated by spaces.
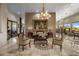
xmin=0 ymin=4 xmax=19 ymax=47
xmin=48 ymin=13 xmax=56 ymax=37
xmin=25 ymin=13 xmax=34 ymax=30
xmin=0 ymin=4 xmax=1 ymax=33
xmin=0 ymin=4 xmax=8 ymax=47
xmin=25 ymin=13 xmax=56 ymax=37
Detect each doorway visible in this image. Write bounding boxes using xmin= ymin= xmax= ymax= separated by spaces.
xmin=7 ymin=20 xmax=18 ymax=40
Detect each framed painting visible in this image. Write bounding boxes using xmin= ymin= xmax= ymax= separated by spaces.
xmin=33 ymin=20 xmax=48 ymax=30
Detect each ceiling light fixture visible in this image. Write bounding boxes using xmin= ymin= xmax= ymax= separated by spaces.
xmin=34 ymin=3 xmax=51 ymax=20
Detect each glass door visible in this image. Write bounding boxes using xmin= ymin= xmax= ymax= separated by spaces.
xmin=7 ymin=20 xmax=18 ymax=40
xmin=12 ymin=22 xmax=17 ymax=37
xmin=7 ymin=20 xmax=12 ymax=40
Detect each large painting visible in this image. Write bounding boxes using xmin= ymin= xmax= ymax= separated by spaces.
xmin=33 ymin=20 xmax=47 ymax=30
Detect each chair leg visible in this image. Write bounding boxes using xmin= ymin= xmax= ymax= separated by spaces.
xmin=52 ymin=41 xmax=53 ymax=48
xmin=46 ymin=41 xmax=48 ymax=45
xmin=22 ymin=46 xmax=24 ymax=51
xmin=18 ymin=45 xmax=20 ymax=49
xmin=60 ymin=45 xmax=62 ymax=51
xmin=29 ymin=42 xmax=31 ymax=48
xmin=74 ymin=35 xmax=75 ymax=39
xmin=52 ymin=45 xmax=53 ymax=48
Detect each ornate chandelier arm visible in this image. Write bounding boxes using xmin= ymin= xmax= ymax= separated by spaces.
xmin=42 ymin=3 xmax=45 ymax=12
xmin=33 ymin=3 xmax=51 ymax=20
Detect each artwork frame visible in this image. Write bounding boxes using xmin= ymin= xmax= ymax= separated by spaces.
xmin=33 ymin=20 xmax=48 ymax=30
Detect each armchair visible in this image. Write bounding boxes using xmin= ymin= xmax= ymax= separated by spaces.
xmin=52 ymin=34 xmax=63 ymax=51
xmin=17 ymin=34 xmax=31 ymax=51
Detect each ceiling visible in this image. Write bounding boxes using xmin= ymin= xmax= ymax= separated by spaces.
xmin=63 ymin=13 xmax=79 ymax=24
xmin=6 ymin=3 xmax=79 ymax=21
xmin=7 ymin=3 xmax=69 ymax=13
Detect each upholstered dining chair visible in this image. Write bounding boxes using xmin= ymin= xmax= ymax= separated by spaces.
xmin=17 ymin=34 xmax=31 ymax=51
xmin=52 ymin=33 xmax=63 ymax=51
xmin=71 ymin=39 xmax=79 ymax=48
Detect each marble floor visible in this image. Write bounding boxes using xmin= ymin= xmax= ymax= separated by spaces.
xmin=0 ymin=35 xmax=79 ymax=56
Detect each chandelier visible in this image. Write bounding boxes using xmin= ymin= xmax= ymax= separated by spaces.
xmin=34 ymin=3 xmax=51 ymax=20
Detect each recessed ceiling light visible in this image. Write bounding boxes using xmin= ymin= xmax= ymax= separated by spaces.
xmin=65 ymin=12 xmax=67 ymax=15
xmin=36 ymin=10 xmax=39 ymax=13
xmin=17 ymin=11 xmax=21 ymax=15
